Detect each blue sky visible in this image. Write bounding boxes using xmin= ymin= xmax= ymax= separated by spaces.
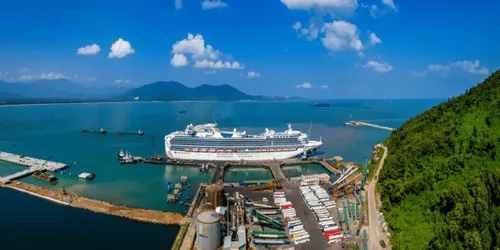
xmin=0 ymin=0 xmax=498 ymax=99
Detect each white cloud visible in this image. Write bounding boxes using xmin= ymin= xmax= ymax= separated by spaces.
xmin=194 ymin=60 xmax=243 ymax=69
xmin=175 ymin=0 xmax=182 ymax=10
xmin=19 ymin=72 xmax=69 ymax=81
xmin=382 ymin=0 xmax=397 ymax=11
xmin=108 ymin=38 xmax=135 ymax=59
xmin=202 ymin=0 xmax=228 ymax=9
xmin=280 ymin=0 xmax=358 ymax=16
xmin=357 ymin=51 xmax=365 ymax=58
xmin=369 ymin=32 xmax=381 ymax=45
xmin=77 ymin=44 xmax=101 ymax=55
xmin=427 ymin=64 xmax=450 ymax=72
xmin=171 ymin=53 xmax=189 ymax=67
xmin=293 ymin=21 xmax=319 ymax=40
xmin=364 ymin=61 xmax=393 ymax=73
xmin=412 ymin=60 xmax=489 ymax=77
xmin=369 ymin=4 xmax=378 ymax=18
xmin=115 ymin=79 xmax=132 ymax=84
xmin=172 ymin=33 xmax=219 ymax=61
xmin=450 ymin=60 xmax=488 ymax=75
xmin=320 ymin=85 xmax=329 ymax=89
xmin=0 ymin=72 xmax=7 ymax=79
xmin=87 ymin=77 xmax=96 ymax=81
xmin=296 ymin=82 xmax=313 ymax=88
xmin=246 ymin=71 xmax=261 ymax=79
xmin=171 ymin=33 xmax=242 ymax=70
xmin=321 ymin=21 xmax=363 ymax=52
xmin=205 ymin=70 xmax=217 ymax=75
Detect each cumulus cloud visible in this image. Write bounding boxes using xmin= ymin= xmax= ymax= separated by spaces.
xmin=19 ymin=72 xmax=69 ymax=81
xmin=246 ymin=71 xmax=261 ymax=79
xmin=321 ymin=21 xmax=363 ymax=52
xmin=171 ymin=53 xmax=189 ymax=67
xmin=202 ymin=0 xmax=228 ymax=9
xmin=293 ymin=21 xmax=319 ymax=40
xmin=108 ymin=38 xmax=135 ymax=59
xmin=382 ymin=0 xmax=397 ymax=11
xmin=296 ymin=82 xmax=313 ymax=88
xmin=369 ymin=32 xmax=381 ymax=45
xmin=357 ymin=51 xmax=365 ymax=58
xmin=412 ymin=60 xmax=488 ymax=77
xmin=205 ymin=70 xmax=217 ymax=75
xmin=175 ymin=0 xmax=182 ymax=10
xmin=171 ymin=33 xmax=243 ymax=70
xmin=77 ymin=44 xmax=101 ymax=55
xmin=280 ymin=0 xmax=358 ymax=16
xmin=364 ymin=61 xmax=393 ymax=73
xmin=320 ymin=85 xmax=329 ymax=89
xmin=193 ymin=60 xmax=242 ymax=69
xmin=450 ymin=60 xmax=488 ymax=74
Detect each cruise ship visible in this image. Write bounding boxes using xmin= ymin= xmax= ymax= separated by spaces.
xmin=164 ymin=123 xmax=322 ymax=161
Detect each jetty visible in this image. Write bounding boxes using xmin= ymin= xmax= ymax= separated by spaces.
xmin=344 ymin=120 xmax=396 ymax=132
xmin=0 ymin=152 xmax=68 ymax=184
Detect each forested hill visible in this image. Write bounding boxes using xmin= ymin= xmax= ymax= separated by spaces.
xmin=379 ymin=71 xmax=500 ymax=249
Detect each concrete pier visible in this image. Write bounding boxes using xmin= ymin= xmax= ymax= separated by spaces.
xmin=344 ymin=121 xmax=396 ymax=131
xmin=0 ymin=152 xmax=68 ymax=184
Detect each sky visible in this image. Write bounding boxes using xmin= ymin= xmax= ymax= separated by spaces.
xmin=0 ymin=0 xmax=499 ymax=99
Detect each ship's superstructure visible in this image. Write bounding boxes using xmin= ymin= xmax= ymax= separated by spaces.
xmin=164 ymin=123 xmax=322 ymax=161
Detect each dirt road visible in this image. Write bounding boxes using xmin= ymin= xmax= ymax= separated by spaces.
xmin=367 ymin=144 xmax=390 ymax=250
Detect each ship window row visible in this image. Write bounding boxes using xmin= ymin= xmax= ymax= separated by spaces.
xmin=170 ymin=142 xmax=301 ymax=146
xmin=170 ymin=145 xmax=302 ymax=148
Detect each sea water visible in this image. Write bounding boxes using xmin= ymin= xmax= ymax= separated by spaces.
xmin=0 ymin=99 xmax=442 ymax=249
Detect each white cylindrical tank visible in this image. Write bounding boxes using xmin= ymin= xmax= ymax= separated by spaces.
xmin=196 ymin=211 xmax=221 ymax=250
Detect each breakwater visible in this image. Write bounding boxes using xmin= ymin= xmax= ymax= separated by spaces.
xmin=2 ymin=181 xmax=187 ymax=225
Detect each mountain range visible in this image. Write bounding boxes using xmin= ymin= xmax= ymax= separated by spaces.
xmin=0 ymin=79 xmax=127 ymax=99
xmin=0 ymin=80 xmax=284 ymax=103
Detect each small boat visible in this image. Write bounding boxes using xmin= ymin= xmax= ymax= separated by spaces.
xmin=99 ymin=128 xmax=107 ymax=134
xmin=313 ymin=102 xmax=330 ymax=107
xmin=179 ymin=111 xmax=187 ymax=114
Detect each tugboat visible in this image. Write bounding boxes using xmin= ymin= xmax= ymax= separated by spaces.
xmin=119 ymin=151 xmax=141 ymax=164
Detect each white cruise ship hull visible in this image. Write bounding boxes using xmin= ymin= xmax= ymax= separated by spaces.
xmin=164 ymin=141 xmax=322 ymax=162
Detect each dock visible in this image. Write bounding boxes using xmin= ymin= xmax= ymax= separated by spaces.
xmin=0 ymin=152 xmax=68 ymax=184
xmin=344 ymin=120 xmax=397 ymax=131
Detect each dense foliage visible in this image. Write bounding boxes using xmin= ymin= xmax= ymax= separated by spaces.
xmin=379 ymin=71 xmax=500 ymax=249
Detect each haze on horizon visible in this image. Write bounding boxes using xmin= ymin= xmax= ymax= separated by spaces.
xmin=0 ymin=0 xmax=498 ymax=99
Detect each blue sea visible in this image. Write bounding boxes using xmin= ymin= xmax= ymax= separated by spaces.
xmin=0 ymin=99 xmax=442 ymax=249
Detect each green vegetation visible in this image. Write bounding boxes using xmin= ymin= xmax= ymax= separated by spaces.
xmin=368 ymin=146 xmax=385 ymax=180
xmin=171 ymin=224 xmax=189 ymax=250
xmin=379 ymin=71 xmax=500 ymax=249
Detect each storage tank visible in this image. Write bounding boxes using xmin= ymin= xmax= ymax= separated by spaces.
xmin=205 ymin=184 xmax=224 ymax=209
xmin=197 ymin=211 xmax=221 ymax=250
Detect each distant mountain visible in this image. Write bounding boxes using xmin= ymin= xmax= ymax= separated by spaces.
xmin=0 ymin=79 xmax=128 ymax=99
xmin=0 ymin=91 xmax=22 ymax=99
xmin=116 ymin=81 xmax=272 ymax=101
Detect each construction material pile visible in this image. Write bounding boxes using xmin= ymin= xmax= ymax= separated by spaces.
xmin=273 ymin=191 xmax=310 ymax=245
xmin=300 ymin=184 xmax=344 ymax=244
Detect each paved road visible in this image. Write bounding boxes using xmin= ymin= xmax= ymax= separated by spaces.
xmin=367 ymin=144 xmax=390 ymax=250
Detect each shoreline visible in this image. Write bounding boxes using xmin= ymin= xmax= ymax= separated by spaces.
xmin=1 ymin=181 xmax=187 ymax=225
